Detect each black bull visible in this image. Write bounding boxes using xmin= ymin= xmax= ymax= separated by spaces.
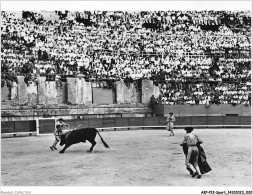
xmin=59 ymin=128 xmax=109 ymax=153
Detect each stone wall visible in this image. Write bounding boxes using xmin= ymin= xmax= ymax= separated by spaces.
xmin=67 ymin=77 xmax=92 ymax=105
xmin=93 ymin=88 xmax=114 ymax=104
xmin=116 ymin=80 xmax=141 ymax=104
xmin=2 ymin=81 xmax=18 ymax=103
xmin=11 ymin=82 xmax=18 ymax=101
xmin=38 ymin=77 xmax=68 ymax=105
xmin=2 ymin=76 xmax=161 ymax=106
xmin=142 ymin=79 xmax=160 ymax=104
xmin=1 ymin=85 xmax=10 ymax=102
xmin=38 ymin=77 xmax=46 ymax=105
xmin=45 ymin=81 xmax=57 ymax=104
xmin=1 ymin=104 xmax=151 ymax=121
xmin=17 ymin=76 xmax=37 ymax=105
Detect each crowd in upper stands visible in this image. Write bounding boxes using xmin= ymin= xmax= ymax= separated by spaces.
xmin=1 ymin=10 xmax=251 ymax=105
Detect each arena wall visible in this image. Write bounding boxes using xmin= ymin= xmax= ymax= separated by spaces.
xmin=1 ymin=85 xmax=9 ymax=102
xmin=142 ymin=79 xmax=160 ymax=104
xmin=17 ymin=76 xmax=37 ymax=105
xmin=1 ymin=104 xmax=151 ymax=121
xmin=38 ymin=77 xmax=46 ymax=105
xmin=1 ymin=76 xmax=159 ymax=105
xmin=37 ymin=77 xmax=68 ymax=104
xmin=93 ymin=88 xmax=114 ymax=104
xmin=154 ymin=104 xmax=251 ymax=117
xmin=1 ymin=115 xmax=250 ymax=135
xmin=116 ymin=80 xmax=141 ymax=104
xmin=67 ymin=77 xmax=92 ymax=105
xmin=1 ymin=77 xmax=251 ymax=136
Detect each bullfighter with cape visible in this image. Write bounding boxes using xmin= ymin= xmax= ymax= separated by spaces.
xmin=180 ymin=127 xmax=212 ymax=178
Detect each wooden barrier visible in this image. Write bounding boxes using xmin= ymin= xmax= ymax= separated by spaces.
xmin=158 ymin=117 xmax=167 ymax=126
xmin=129 ymin=117 xmax=144 ymax=126
xmin=191 ymin=116 xmax=208 ymax=125
xmin=115 ymin=118 xmax=129 ymax=127
xmin=14 ymin=121 xmax=36 ymax=132
xmin=207 ymin=116 xmax=224 ymax=125
xmin=1 ymin=120 xmax=36 ymax=137
xmin=224 ymin=115 xmax=240 ymax=125
xmin=38 ymin=119 xmax=55 ymax=134
xmin=88 ymin=118 xmax=103 ymax=128
xmin=175 ymin=116 xmax=191 ymax=125
xmin=143 ymin=117 xmax=158 ymax=126
xmin=239 ymin=116 xmax=251 ymax=125
xmin=1 ymin=116 xmax=251 ymax=137
xmin=1 ymin=121 xmax=15 ymax=133
xmin=102 ymin=118 xmax=116 ymax=128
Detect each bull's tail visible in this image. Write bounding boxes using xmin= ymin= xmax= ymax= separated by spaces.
xmin=96 ymin=130 xmax=110 ymax=149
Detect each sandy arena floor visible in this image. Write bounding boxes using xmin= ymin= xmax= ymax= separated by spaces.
xmin=1 ymin=128 xmax=251 ymax=186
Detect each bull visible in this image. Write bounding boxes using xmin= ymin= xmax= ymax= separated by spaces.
xmin=59 ymin=128 xmax=109 ymax=153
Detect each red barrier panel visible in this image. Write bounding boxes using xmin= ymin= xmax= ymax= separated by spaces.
xmin=39 ymin=119 xmax=55 ymax=134
xmin=191 ymin=116 xmax=208 ymax=125
xmin=14 ymin=121 xmax=35 ymax=132
xmin=88 ymin=118 xmax=103 ymax=128
xmin=30 ymin=121 xmax=36 ymax=132
xmin=143 ymin=117 xmax=158 ymax=126
xmin=224 ymin=116 xmax=240 ymax=125
xmin=174 ymin=116 xmax=191 ymax=126
xmin=115 ymin=118 xmax=129 ymax=127
xmin=129 ymin=117 xmax=144 ymax=126
xmin=239 ymin=116 xmax=251 ymax=125
xmin=158 ymin=117 xmax=167 ymax=126
xmin=1 ymin=121 xmax=15 ymax=133
xmin=207 ymin=116 xmax=224 ymax=125
xmin=102 ymin=118 xmax=116 ymax=127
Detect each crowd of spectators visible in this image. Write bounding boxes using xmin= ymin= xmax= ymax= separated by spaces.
xmin=1 ymin=10 xmax=251 ymax=105
xmin=158 ymin=81 xmax=251 ymax=105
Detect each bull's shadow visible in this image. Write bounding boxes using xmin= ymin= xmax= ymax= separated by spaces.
xmin=57 ymin=147 xmax=107 ymax=154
